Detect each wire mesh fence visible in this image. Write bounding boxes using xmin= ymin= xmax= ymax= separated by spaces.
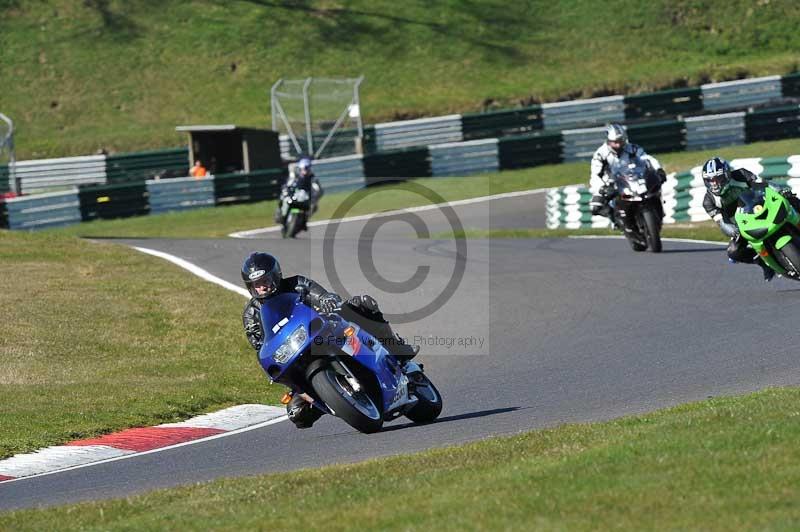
xmin=271 ymin=77 xmax=364 ymax=160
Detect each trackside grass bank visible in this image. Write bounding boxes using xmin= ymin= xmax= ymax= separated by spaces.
xmin=0 ymin=232 xmax=280 ymax=460
xmin=48 ymin=138 xmax=800 ymax=239
xmin=3 ymin=387 xmax=800 ymax=529
xmin=4 ymin=1 xmax=799 ymax=158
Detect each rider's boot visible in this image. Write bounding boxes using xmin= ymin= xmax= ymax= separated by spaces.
xmin=390 ymin=333 xmax=420 ymax=363
xmin=286 ymin=393 xmax=323 ymax=429
xmin=372 ymin=322 xmax=419 ymax=363
xmin=757 ymin=258 xmax=776 ymax=282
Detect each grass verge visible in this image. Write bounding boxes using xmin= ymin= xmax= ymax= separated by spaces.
xmin=48 ymin=138 xmax=800 ymax=239
xmin=3 ymin=1 xmax=800 ymax=159
xmin=0 ymin=231 xmax=279 ymax=460
xmin=3 ymin=386 xmax=800 ymax=529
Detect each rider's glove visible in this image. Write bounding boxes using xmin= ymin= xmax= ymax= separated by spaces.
xmin=318 ymin=293 xmax=343 ymax=314
xmin=600 ymin=184 xmax=614 ymax=198
xmin=656 ymin=168 xmax=667 ymax=184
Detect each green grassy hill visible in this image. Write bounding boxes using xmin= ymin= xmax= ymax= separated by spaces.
xmin=1 ymin=0 xmax=799 ymax=159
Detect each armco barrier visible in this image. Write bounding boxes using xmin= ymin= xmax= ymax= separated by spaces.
xmin=498 ymin=132 xmax=562 ymax=170
xmin=78 ymin=182 xmax=149 ymax=221
xmin=744 ymin=105 xmax=800 ymax=143
xmin=624 ymin=87 xmax=703 ymax=120
xmin=248 ymin=169 xmax=285 ymax=202
xmin=9 ymin=155 xmax=106 ymax=194
xmin=3 ymin=190 xmax=82 ymax=229
xmin=0 ymin=165 xmax=9 ymax=193
xmin=374 ymin=115 xmax=462 ymax=152
xmin=362 ymin=147 xmax=431 ymax=186
xmin=561 ymin=127 xmax=606 ymax=162
xmin=313 ymin=155 xmax=366 ymax=194
xmin=429 ymin=139 xmax=499 ymax=177
xmin=626 ymin=120 xmax=686 ymax=153
xmin=782 ymin=72 xmax=800 ymax=98
xmin=684 ymin=112 xmax=746 ymax=150
xmin=460 ymin=106 xmax=543 ymax=141
xmin=213 ymin=173 xmax=249 ymax=205
xmin=105 ymin=148 xmax=189 ymax=184
xmin=213 ymin=169 xmax=284 ymax=205
xmin=541 ymin=95 xmax=625 ymax=131
xmin=700 ymin=76 xmax=783 ymax=112
xmin=146 ymin=177 xmax=215 ymax=214
xmin=547 ymin=155 xmax=800 ymax=229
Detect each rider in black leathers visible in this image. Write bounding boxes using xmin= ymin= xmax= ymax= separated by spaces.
xmin=241 ymin=252 xmax=418 ymax=428
xmin=273 ymin=156 xmax=323 ymax=228
xmin=701 ymin=156 xmax=800 ymax=281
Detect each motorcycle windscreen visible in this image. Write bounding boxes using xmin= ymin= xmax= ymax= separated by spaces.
xmin=610 ymin=159 xmax=650 ymax=196
xmin=737 ymin=188 xmax=766 ymax=215
xmin=260 ymin=293 xmax=302 ymax=343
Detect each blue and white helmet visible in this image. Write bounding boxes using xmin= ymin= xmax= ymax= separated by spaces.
xmin=297 ymin=156 xmax=312 ymax=177
xmin=701 ymin=157 xmax=731 ymax=195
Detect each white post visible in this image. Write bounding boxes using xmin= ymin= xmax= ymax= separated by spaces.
xmin=303 ymin=77 xmax=314 ymax=156
xmin=0 ymin=113 xmax=15 ymax=195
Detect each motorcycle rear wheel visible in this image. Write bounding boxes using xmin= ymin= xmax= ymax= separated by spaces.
xmin=311 ymin=366 xmax=383 ymax=433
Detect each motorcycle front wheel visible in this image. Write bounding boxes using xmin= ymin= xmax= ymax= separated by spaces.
xmin=774 ymin=241 xmax=800 ymax=277
xmin=285 ymin=212 xmax=299 ymax=239
xmin=641 ymin=208 xmax=662 ymax=253
xmin=311 ymin=366 xmax=383 ymax=433
xmin=405 ymin=371 xmax=443 ymax=423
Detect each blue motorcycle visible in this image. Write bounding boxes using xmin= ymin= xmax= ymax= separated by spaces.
xmin=258 ymin=287 xmax=442 ymax=433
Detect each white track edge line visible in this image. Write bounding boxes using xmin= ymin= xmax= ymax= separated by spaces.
xmin=569 ymin=235 xmax=727 ymax=246
xmin=228 ymin=186 xmax=555 ymax=238
xmin=0 ymin=415 xmax=288 ymax=485
xmin=133 ymin=246 xmax=250 ymax=298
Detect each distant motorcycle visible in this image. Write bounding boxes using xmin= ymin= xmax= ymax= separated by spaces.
xmin=607 ymin=159 xmax=664 ymax=252
xmin=258 ymin=287 xmax=443 ymax=433
xmin=735 ymin=185 xmax=800 ymax=279
xmin=278 ymin=185 xmax=311 ymax=239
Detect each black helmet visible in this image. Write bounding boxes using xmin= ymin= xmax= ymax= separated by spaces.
xmin=606 ymin=123 xmax=628 ymax=155
xmin=241 ymin=252 xmax=282 ymax=300
xmin=701 ymin=157 xmax=731 ymax=195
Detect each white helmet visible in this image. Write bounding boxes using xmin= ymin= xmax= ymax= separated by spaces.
xmin=606 ymin=123 xmax=628 ymax=154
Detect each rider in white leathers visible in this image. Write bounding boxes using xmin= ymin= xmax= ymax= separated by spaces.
xmin=589 ymin=124 xmax=666 ymax=218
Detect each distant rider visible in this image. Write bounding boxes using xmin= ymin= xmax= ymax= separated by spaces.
xmin=274 ymin=156 xmax=323 ymax=228
xmin=701 ymin=156 xmax=800 ymax=281
xmin=241 ymin=252 xmax=418 ymax=429
xmin=589 ymin=123 xmax=666 ymax=219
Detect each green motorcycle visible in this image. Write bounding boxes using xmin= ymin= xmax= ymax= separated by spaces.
xmin=735 ymin=186 xmax=800 ymax=279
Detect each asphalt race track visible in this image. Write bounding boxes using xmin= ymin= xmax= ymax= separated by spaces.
xmin=4 ymin=190 xmax=800 ymax=511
